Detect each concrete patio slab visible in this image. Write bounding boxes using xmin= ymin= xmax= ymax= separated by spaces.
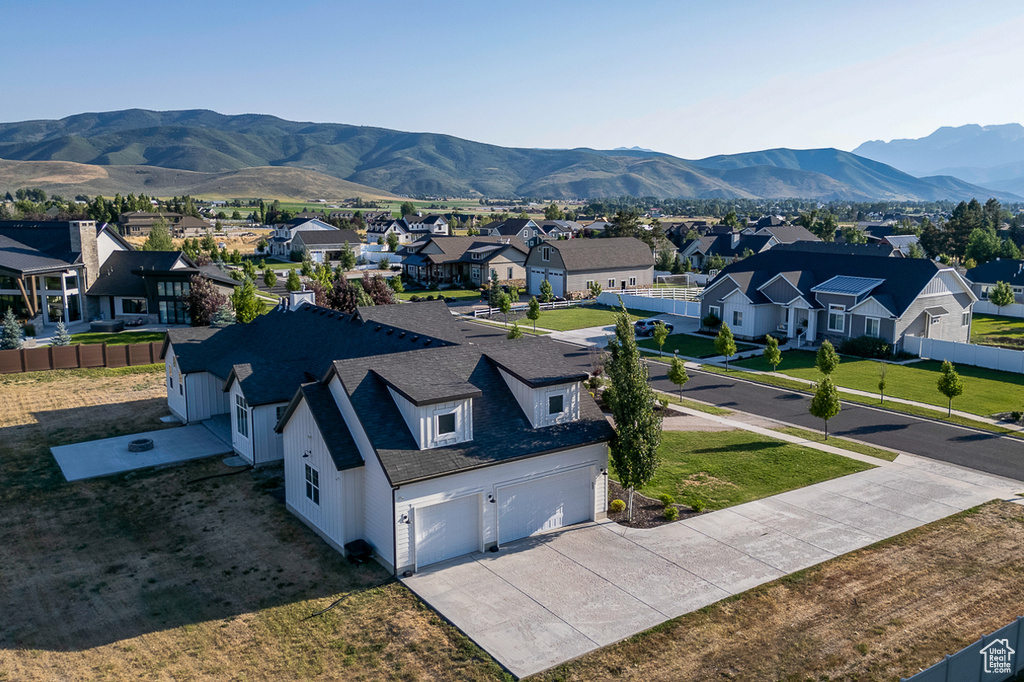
xmin=52 ymin=424 xmax=233 ymax=481
xmin=403 ymin=464 xmax=1007 ymax=679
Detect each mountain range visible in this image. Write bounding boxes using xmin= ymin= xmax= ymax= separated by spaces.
xmin=0 ymin=109 xmax=1018 ymax=202
xmin=854 ymin=124 xmax=1024 ymax=196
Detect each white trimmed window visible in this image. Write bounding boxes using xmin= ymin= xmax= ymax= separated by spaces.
xmin=865 ymin=317 xmax=880 ymax=338
xmin=733 ymin=310 xmax=743 ymax=326
xmin=709 ymin=305 xmax=721 ymax=319
xmin=542 ymin=247 xmax=551 ymax=261
xmin=629 ymin=277 xmax=636 ymax=286
xmin=235 ymin=394 xmax=248 ymax=438
xmin=548 ymin=394 xmax=564 ymax=415
xmin=962 ymin=311 xmax=970 ymax=326
xmin=608 ymin=278 xmax=615 ymax=288
xmin=507 ymin=266 xmax=514 ymax=279
xmin=436 ymin=412 xmax=456 ymax=437
xmin=304 ymin=464 xmax=320 ymax=505
xmin=828 ymin=305 xmax=845 ymax=333
xmin=586 ymin=280 xmax=595 ymax=289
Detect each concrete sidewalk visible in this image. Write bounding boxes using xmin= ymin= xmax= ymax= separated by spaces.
xmin=405 ymin=461 xmax=1015 ymax=679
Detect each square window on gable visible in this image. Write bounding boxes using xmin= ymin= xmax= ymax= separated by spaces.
xmin=437 ymin=412 xmax=456 ymax=435
xmin=548 ymin=394 xmax=564 ymax=415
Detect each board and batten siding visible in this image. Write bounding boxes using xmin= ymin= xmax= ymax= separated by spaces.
xmin=165 ymin=346 xmax=187 ymax=421
xmin=229 ymin=380 xmax=254 ymax=462
xmin=283 ymin=398 xmax=364 ymax=554
xmin=387 ymin=388 xmax=473 ymax=449
xmin=496 ymin=369 xmax=580 ymax=428
xmin=252 ymin=403 xmax=286 ymax=463
xmin=393 ymin=442 xmax=608 ymax=574
xmin=184 ymin=371 xmax=230 ymax=422
xmin=328 ymin=376 xmax=395 ymax=570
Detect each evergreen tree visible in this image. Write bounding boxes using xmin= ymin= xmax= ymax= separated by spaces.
xmin=231 ymin=278 xmax=264 ymax=323
xmin=588 ymin=281 xmax=603 ymax=298
xmin=816 ymin=340 xmax=839 ymax=375
xmin=263 ymin=269 xmax=277 ymax=288
xmin=286 ymin=269 xmax=302 ymax=292
xmin=339 ymin=242 xmax=357 ymax=271
xmin=52 ymin=320 xmax=72 ymax=346
xmin=1 ymin=308 xmax=23 ymax=350
xmin=667 ymin=356 xmax=689 ymax=399
xmin=539 ymin=278 xmax=554 ymax=303
xmin=527 ymin=296 xmax=541 ymax=331
xmin=386 ymin=232 xmax=400 ymax=253
xmin=388 ymin=276 xmax=405 ymax=294
xmin=506 ymin=321 xmax=523 ymax=339
xmin=809 ymin=375 xmax=841 ymax=439
xmin=937 ymin=360 xmax=965 ymax=416
xmin=141 ymin=221 xmax=175 ymax=251
xmin=605 ymin=301 xmax=663 ymax=521
xmin=714 ymin=322 xmax=737 ymax=370
xmin=763 ymin=334 xmax=782 ymax=371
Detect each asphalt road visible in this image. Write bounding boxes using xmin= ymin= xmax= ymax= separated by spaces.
xmin=554 ymin=342 xmax=1024 ymax=484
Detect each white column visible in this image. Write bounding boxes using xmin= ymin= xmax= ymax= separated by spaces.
xmin=60 ymin=272 xmax=69 ymax=324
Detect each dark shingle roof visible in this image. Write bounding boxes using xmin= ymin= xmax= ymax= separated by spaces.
xmin=483 ymin=218 xmax=536 ymax=236
xmin=87 ymin=251 xmax=185 ymax=297
xmin=274 ymin=383 xmax=362 ymax=471
xmin=966 ymin=259 xmax=1024 ymax=286
xmin=293 ymin=229 xmax=361 ymax=246
xmin=373 ymin=362 xmax=482 ymax=406
xmin=707 ymin=245 xmax=955 ymax=317
xmin=539 ymin=237 xmax=653 ymax=272
xmin=327 ymin=339 xmax=612 ymax=485
xmin=484 ymin=342 xmax=590 ymax=388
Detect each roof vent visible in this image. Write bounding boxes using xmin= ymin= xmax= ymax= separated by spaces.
xmin=411 ymin=336 xmax=419 ymax=342
xmin=375 ymin=325 xmax=382 ymax=332
xmin=386 ymin=327 xmax=394 ymax=335
xmin=423 ymin=338 xmax=432 ymax=346
xmin=399 ymin=332 xmax=406 ymax=338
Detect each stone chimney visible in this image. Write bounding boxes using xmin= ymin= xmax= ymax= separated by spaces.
xmin=69 ymin=220 xmax=100 ymax=318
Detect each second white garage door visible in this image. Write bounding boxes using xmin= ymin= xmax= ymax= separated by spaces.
xmin=497 ymin=468 xmax=592 ymax=545
xmin=415 ymin=494 xmax=481 ymax=568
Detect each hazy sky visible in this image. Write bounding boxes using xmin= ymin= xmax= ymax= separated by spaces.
xmin=5 ymin=0 xmax=1024 ymax=158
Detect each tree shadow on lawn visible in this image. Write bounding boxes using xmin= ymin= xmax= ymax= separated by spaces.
xmin=0 ymin=402 xmax=386 ymax=652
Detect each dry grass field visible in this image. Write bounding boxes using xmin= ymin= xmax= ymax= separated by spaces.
xmin=3 ymin=366 xmax=1024 ymax=681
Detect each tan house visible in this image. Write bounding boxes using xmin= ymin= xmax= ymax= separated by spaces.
xmin=400 ymin=236 xmax=528 ymax=287
xmin=524 ymin=237 xmax=654 ymax=298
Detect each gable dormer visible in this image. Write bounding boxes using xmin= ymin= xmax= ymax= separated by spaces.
xmin=374 ymin=367 xmax=480 ymax=450
xmin=485 ymin=349 xmax=586 ymax=428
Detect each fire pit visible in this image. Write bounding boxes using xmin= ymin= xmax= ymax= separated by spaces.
xmin=128 ymin=438 xmax=154 ymax=452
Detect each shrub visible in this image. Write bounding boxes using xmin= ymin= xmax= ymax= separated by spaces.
xmin=23 ymin=323 xmax=36 ymax=337
xmin=599 ymin=384 xmax=617 ymax=411
xmin=427 ymin=282 xmax=439 ymax=291
xmin=691 ymin=499 xmax=706 ymax=513
xmin=587 ymin=375 xmax=604 ymax=390
xmin=702 ymin=312 xmax=721 ymax=329
xmin=425 ymin=294 xmax=434 ymax=301
xmin=609 ymin=499 xmax=626 ymax=513
xmin=657 ymin=493 xmax=675 ymax=507
xmin=838 ymin=335 xmax=891 ymax=359
xmin=1011 ymin=410 xmax=1023 ymax=423
xmin=410 ymin=295 xmax=420 ymax=302
xmin=663 ymin=506 xmax=679 ymax=521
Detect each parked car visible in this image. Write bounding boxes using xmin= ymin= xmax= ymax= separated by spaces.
xmin=634 ymin=318 xmax=673 ymax=337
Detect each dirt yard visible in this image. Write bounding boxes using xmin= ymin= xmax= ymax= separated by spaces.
xmin=0 ymin=366 xmax=503 ymax=681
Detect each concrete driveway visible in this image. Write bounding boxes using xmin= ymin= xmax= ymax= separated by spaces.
xmin=549 ymin=313 xmax=698 ymax=348
xmin=403 ymin=463 xmax=1016 ymax=679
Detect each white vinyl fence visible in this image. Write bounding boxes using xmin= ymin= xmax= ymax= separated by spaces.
xmin=973 ymin=300 xmax=1024 ymax=318
xmin=903 ymin=335 xmax=1024 ymax=374
xmin=597 ymin=291 xmax=701 ymax=317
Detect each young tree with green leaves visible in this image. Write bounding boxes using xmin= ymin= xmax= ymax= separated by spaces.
xmin=667 ymin=356 xmax=689 ymax=399
xmin=715 ymin=322 xmax=737 ymax=370
xmin=937 ymin=360 xmax=965 ymax=416
xmin=763 ymin=334 xmax=782 ymax=372
xmin=231 ymin=278 xmax=264 ymax=324
xmin=1 ymin=308 xmax=23 ymax=350
xmin=497 ymin=292 xmax=511 ymax=326
xmin=286 ymin=269 xmax=301 ymax=292
xmin=605 ymin=301 xmax=663 ymax=521
xmin=652 ymin=321 xmax=669 ymax=354
xmin=386 ymin=232 xmax=400 ymax=253
xmin=988 ymin=280 xmax=1014 ymax=315
xmin=506 ymin=321 xmax=523 ymax=339
xmin=816 ymin=340 xmax=839 ymax=375
xmin=539 ymin=278 xmax=554 ymax=303
xmin=399 ymin=201 xmax=416 ymax=217
xmin=339 ymin=243 xmax=357 ymax=272
xmin=52 ymin=319 xmax=72 ymax=346
xmin=527 ymin=296 xmax=541 ymax=331
xmin=141 ymin=220 xmax=174 ymax=251
xmin=878 ymin=363 xmax=888 ymax=404
xmin=263 ymin=268 xmax=277 ymax=288
xmin=544 ymin=203 xmax=564 ymax=220
xmin=809 ymin=375 xmax=841 ymax=439
xmin=388 ymin=276 xmax=404 ymax=294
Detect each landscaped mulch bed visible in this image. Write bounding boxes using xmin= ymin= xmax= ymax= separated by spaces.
xmin=606 ymin=479 xmax=702 ymax=528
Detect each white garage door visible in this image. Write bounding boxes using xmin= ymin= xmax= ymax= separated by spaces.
xmin=497 ymin=468 xmax=592 ymax=545
xmin=549 ymin=273 xmax=564 ymax=297
xmin=415 ymin=495 xmax=481 ymax=568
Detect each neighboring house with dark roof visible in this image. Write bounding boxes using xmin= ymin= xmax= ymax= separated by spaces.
xmin=537 ymin=220 xmax=583 ymax=239
xmin=677 ymin=230 xmax=778 ymax=270
xmin=163 ymin=298 xmax=613 ymax=574
xmin=399 ymin=235 xmax=528 ymax=286
xmin=0 ymin=220 xmax=132 ymax=325
xmin=524 ymin=237 xmax=654 ymax=298
xmin=700 ymin=242 xmax=977 ymax=347
xmin=365 ymin=218 xmax=413 ymax=245
xmin=269 ymin=218 xmax=338 ymax=258
xmin=118 ymin=211 xmax=184 ymax=237
xmin=880 ymin=234 xmax=921 ymax=257
xmin=753 ymin=224 xmax=819 ymax=244
xmin=403 ymin=214 xmax=449 ymax=236
xmin=480 ymin=218 xmax=543 ymax=247
xmin=965 ymin=259 xmax=1024 ymax=303
xmin=88 ymin=251 xmax=237 ymax=324
xmin=173 ymin=215 xmax=213 ymax=238
xmin=290 ymin=228 xmax=363 ymax=264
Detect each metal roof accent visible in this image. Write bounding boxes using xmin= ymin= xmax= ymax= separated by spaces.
xmin=810 ymin=275 xmax=885 ymax=296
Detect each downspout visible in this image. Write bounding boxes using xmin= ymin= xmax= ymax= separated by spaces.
xmin=392 ymin=485 xmax=400 ymax=577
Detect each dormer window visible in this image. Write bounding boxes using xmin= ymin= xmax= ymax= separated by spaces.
xmin=542 ymin=246 xmax=551 ymax=261
xmin=548 ymin=394 xmax=564 ymax=415
xmin=436 ymin=412 xmax=456 ymax=435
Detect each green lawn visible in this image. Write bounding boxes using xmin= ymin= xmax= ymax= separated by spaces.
xmin=397 ymin=287 xmax=484 ymax=301
xmin=971 ymin=313 xmax=1024 ymax=349
xmin=622 ymin=430 xmax=873 ymax=511
xmin=531 ymin=304 xmax=649 ymax=331
xmin=773 ymin=426 xmax=898 ymax=461
xmin=69 ymin=331 xmax=168 ymax=345
xmin=639 ymin=333 xmax=756 ymax=358
xmin=734 ymin=350 xmax=1024 ymax=417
